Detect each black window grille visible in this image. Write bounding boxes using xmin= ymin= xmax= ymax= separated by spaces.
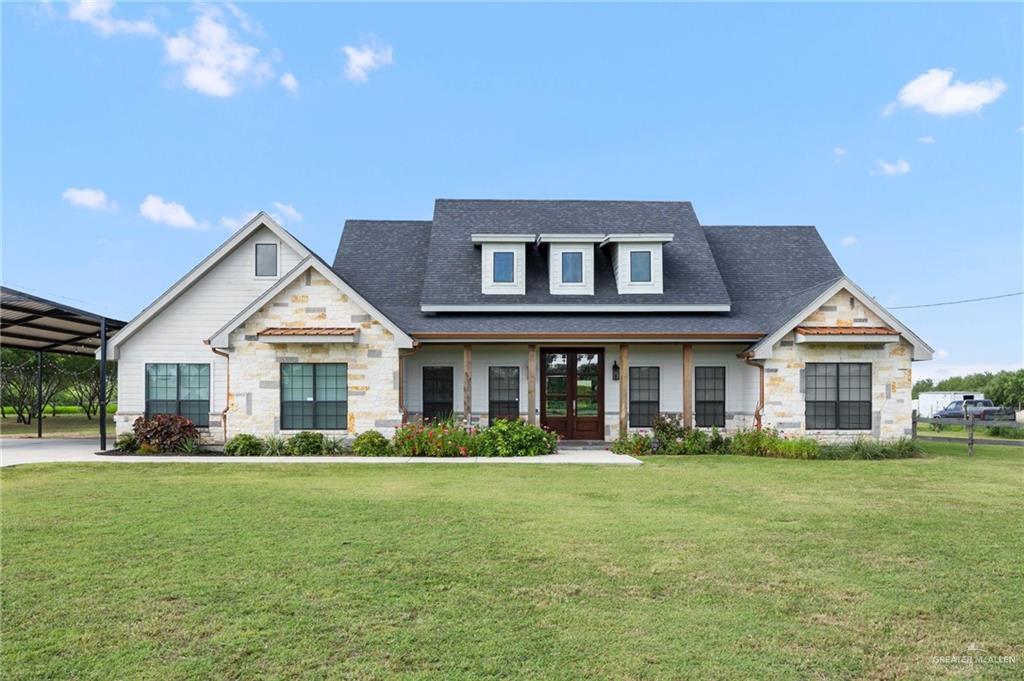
xmin=805 ymin=362 xmax=871 ymax=430
xmin=145 ymin=363 xmax=210 ymax=427
xmin=488 ymin=366 xmax=519 ymax=425
xmin=629 ymin=366 xmax=659 ymax=428
xmin=695 ymin=366 xmax=726 ymax=428
xmin=422 ymin=366 xmax=454 ymax=421
xmin=280 ymin=363 xmax=348 ymax=430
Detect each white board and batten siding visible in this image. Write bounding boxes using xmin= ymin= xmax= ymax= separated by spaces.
xmin=116 ymin=227 xmax=304 ymax=420
xmin=403 ymin=342 xmax=760 ymax=429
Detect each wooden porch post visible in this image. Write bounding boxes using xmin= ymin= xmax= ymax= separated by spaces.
xmin=463 ymin=344 xmax=473 ymax=426
xmin=527 ymin=344 xmax=537 ymax=425
xmin=682 ymin=344 xmax=694 ymax=428
xmin=618 ymin=344 xmax=629 ymax=436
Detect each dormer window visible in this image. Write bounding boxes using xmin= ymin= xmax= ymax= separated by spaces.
xmin=629 ymin=251 xmax=652 ymax=283
xmin=493 ymin=251 xmax=515 ymax=283
xmin=471 ymin=233 xmax=532 ymax=295
xmin=255 ymin=243 xmax=278 ymax=277
xmin=604 ymin=233 xmax=672 ymax=295
xmin=561 ymin=252 xmax=583 ymax=283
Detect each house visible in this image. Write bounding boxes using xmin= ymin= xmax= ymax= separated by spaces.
xmin=104 ymin=199 xmax=932 ymax=443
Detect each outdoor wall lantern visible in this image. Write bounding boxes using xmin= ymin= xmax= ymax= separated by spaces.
xmin=612 ymin=360 xmax=620 ymax=381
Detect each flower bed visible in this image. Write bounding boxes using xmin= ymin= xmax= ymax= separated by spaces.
xmin=117 ymin=417 xmax=559 ymax=457
xmin=610 ymin=415 xmax=920 ymax=460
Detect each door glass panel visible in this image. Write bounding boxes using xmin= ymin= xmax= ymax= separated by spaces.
xmin=544 ymin=353 xmax=568 ymax=417
xmin=575 ymin=353 xmax=599 ymax=409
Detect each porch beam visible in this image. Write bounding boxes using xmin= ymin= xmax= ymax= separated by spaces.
xmin=682 ymin=344 xmax=693 ymax=428
xmin=527 ymin=344 xmax=537 ymax=425
xmin=618 ymin=344 xmax=629 ymax=436
xmin=463 ymin=344 xmax=472 ymax=426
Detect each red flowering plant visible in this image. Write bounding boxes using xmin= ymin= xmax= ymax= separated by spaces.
xmin=393 ymin=420 xmax=478 ymax=457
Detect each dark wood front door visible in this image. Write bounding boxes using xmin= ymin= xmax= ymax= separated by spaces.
xmin=540 ymin=349 xmax=604 ymax=440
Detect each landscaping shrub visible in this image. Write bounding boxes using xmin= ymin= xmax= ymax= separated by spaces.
xmin=132 ymin=415 xmax=200 ymax=453
xmin=819 ymin=438 xmax=921 ymax=460
xmin=179 ymin=438 xmax=201 ymax=455
xmin=652 ymin=414 xmax=687 ymax=444
xmin=393 ymin=421 xmax=476 ymax=457
xmin=263 ymin=435 xmax=288 ymax=455
xmin=352 ymin=430 xmax=392 ymax=457
xmin=708 ymin=426 xmax=728 ymax=454
xmin=224 ymin=433 xmax=266 ymax=456
xmin=474 ymin=419 xmax=558 ymax=457
xmin=286 ymin=431 xmax=327 ymax=456
xmin=114 ymin=432 xmax=139 ymax=453
xmin=323 ymin=436 xmax=350 ymax=455
xmin=610 ymin=432 xmax=653 ymax=456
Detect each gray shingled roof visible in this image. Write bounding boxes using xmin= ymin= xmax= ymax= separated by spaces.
xmin=331 ymin=201 xmax=845 ymax=339
xmin=418 ymin=199 xmax=731 ymax=307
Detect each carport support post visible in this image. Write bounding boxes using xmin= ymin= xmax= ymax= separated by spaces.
xmin=99 ymin=317 xmax=108 ymax=451
xmin=36 ymin=351 xmax=43 ymax=438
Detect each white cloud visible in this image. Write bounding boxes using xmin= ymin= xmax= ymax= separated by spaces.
xmin=224 ymin=2 xmax=261 ymax=35
xmin=61 ymin=187 xmax=117 ymax=211
xmin=67 ymin=0 xmax=157 ymax=37
xmin=840 ymin=236 xmax=857 ymax=247
xmin=873 ymin=158 xmax=911 ymax=176
xmin=881 ymin=101 xmax=898 ymax=117
xmin=163 ymin=6 xmax=272 ymax=98
xmin=139 ymin=194 xmax=204 ymax=229
xmin=342 ymin=39 xmax=393 ymax=82
xmin=279 ymin=72 xmax=299 ymax=94
xmin=934 ymin=348 xmax=950 ymax=360
xmin=890 ymin=68 xmax=1007 ymax=117
xmin=220 ymin=209 xmax=259 ymax=231
xmin=918 ymin=135 xmax=936 ymax=144
xmin=271 ymin=201 xmax=302 ymax=224
xmin=833 ymin=147 xmax=848 ymax=162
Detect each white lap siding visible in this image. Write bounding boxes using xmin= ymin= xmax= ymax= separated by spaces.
xmin=114 ymin=226 xmax=303 ymax=438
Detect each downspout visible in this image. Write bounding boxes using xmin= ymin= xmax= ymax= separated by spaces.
xmin=208 ymin=344 xmax=230 ymax=443
xmin=740 ymin=351 xmax=764 ymax=430
xmin=398 ymin=342 xmax=422 ymax=424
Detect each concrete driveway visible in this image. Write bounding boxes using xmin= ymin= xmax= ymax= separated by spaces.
xmin=0 ymin=438 xmax=640 ymax=467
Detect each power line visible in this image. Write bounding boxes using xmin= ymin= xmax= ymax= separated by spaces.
xmin=889 ymin=291 xmax=1024 ymax=310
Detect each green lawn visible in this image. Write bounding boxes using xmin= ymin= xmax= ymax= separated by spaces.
xmin=2 ymin=442 xmax=1022 ymax=679
xmin=0 ymin=413 xmax=115 ymax=438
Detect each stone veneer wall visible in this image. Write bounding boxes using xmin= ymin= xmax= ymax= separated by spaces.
xmin=225 ymin=269 xmax=402 ymax=438
xmin=761 ymin=288 xmax=914 ymax=442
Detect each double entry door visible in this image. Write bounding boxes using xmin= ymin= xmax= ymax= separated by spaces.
xmin=540 ymin=349 xmax=604 ymax=440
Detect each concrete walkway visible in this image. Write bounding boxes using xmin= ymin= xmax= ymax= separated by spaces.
xmin=0 ymin=438 xmax=640 ymax=468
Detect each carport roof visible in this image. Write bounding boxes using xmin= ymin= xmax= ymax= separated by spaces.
xmin=0 ymin=287 xmax=126 ymax=356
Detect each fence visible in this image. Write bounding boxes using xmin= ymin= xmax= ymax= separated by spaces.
xmin=912 ymin=410 xmax=1023 ymax=455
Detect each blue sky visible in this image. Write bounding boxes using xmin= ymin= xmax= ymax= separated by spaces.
xmin=3 ymin=2 xmax=1021 ymax=382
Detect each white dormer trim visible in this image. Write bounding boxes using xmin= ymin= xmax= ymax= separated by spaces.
xmin=548 ymin=243 xmax=595 ymax=296
xmin=480 ymin=242 xmax=526 ymax=295
xmin=612 ymin=242 xmax=664 ymax=295
xmin=471 ymin=233 xmax=535 ymax=244
xmin=602 ymin=233 xmax=674 ymax=245
xmin=536 ymin=233 xmax=605 ymax=244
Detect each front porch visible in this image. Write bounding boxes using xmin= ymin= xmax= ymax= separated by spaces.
xmin=401 ymin=342 xmax=761 ymax=441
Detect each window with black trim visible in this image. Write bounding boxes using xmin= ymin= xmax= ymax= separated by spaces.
xmin=630 ymin=250 xmax=652 ymax=282
xmin=280 ymin=363 xmax=348 ymax=430
xmin=488 ymin=366 xmax=519 ymax=424
xmin=145 ymin=363 xmax=210 ymax=426
xmin=805 ymin=362 xmax=871 ymax=430
xmin=561 ymin=251 xmax=583 ymax=283
xmin=493 ymin=251 xmax=514 ymax=283
xmin=695 ymin=366 xmax=725 ymax=428
xmin=422 ymin=366 xmax=454 ymax=421
xmin=629 ymin=366 xmax=659 ymax=428
xmin=255 ymin=243 xmax=277 ymax=277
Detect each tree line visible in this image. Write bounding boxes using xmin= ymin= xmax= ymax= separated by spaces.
xmin=912 ymin=369 xmax=1024 ymax=408
xmin=1 ymin=349 xmax=116 ymax=424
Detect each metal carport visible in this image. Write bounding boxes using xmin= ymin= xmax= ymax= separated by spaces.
xmin=0 ymin=287 xmax=125 ymax=450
